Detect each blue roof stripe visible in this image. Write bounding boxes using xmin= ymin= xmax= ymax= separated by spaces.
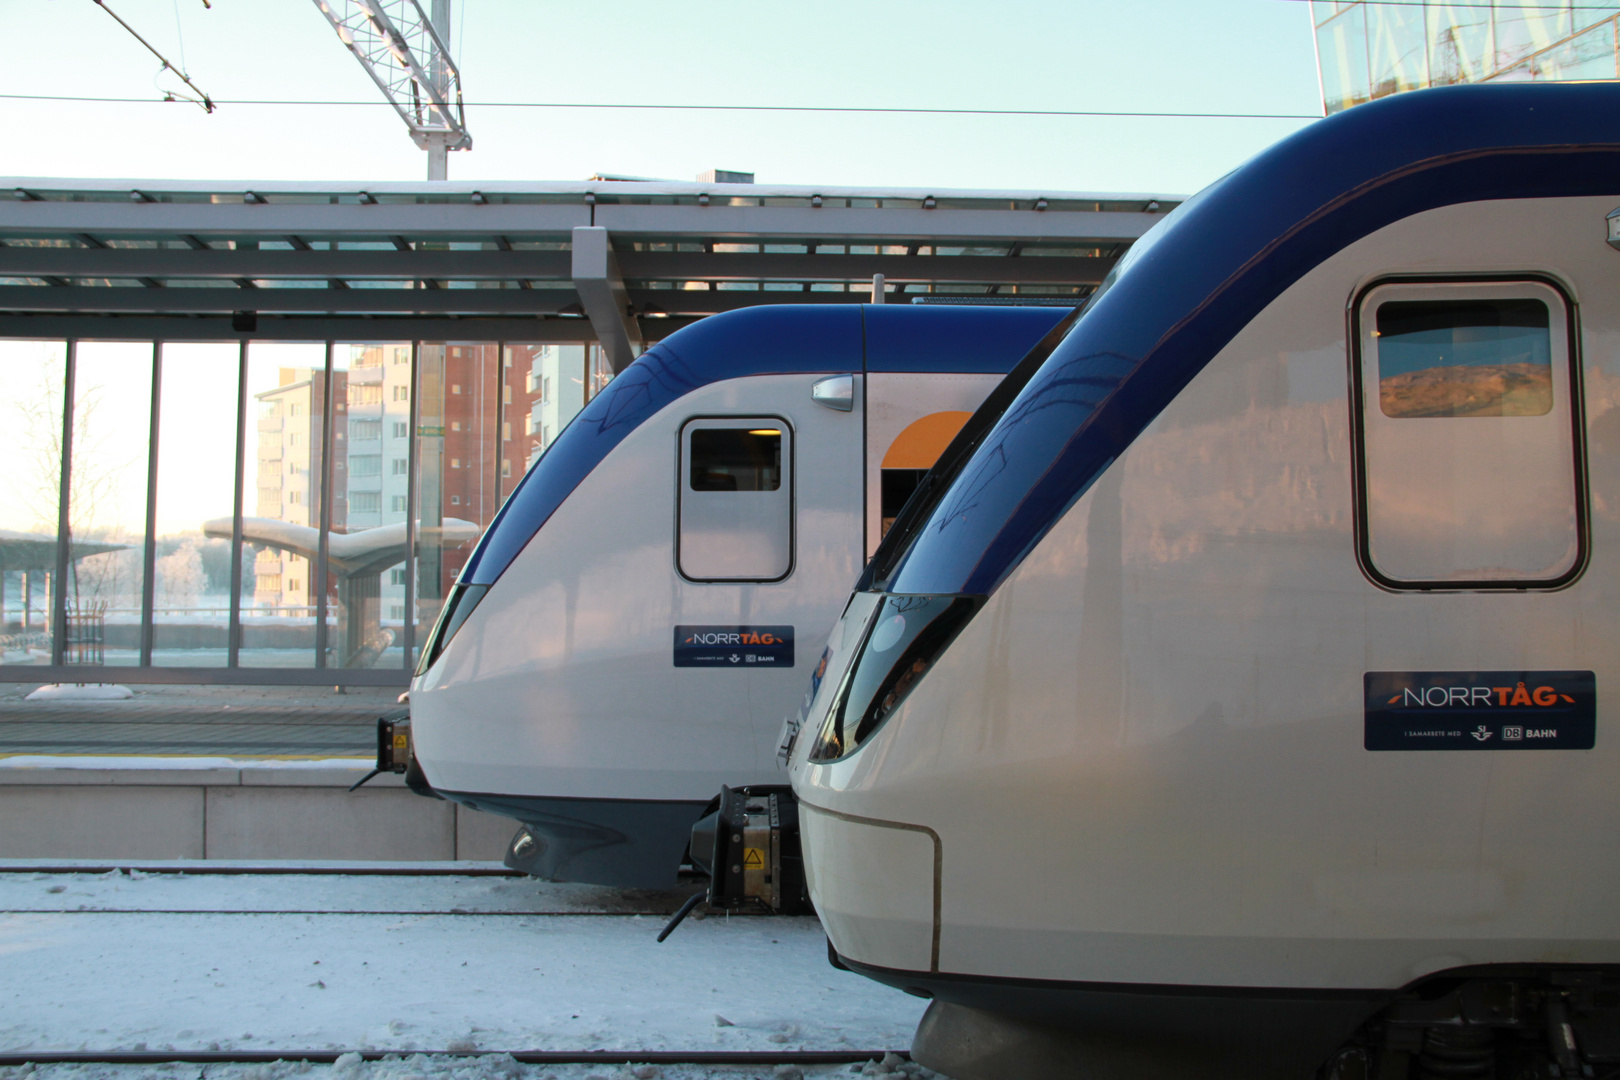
xmin=460 ymin=303 xmax=1067 ymax=586
xmin=888 ymin=83 xmax=1620 ymax=598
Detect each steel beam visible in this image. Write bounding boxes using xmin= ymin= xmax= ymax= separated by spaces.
xmin=0 ymin=285 xmax=575 ymax=314
xmin=625 ymin=290 xmax=1086 ymax=315
xmin=0 ymin=202 xmax=589 ymax=239
xmin=0 ymin=249 xmax=572 ymax=280
xmin=0 ymin=202 xmax=1150 ymax=245
xmin=593 ymin=204 xmax=1158 ymax=243
xmin=571 ymin=226 xmax=642 ymax=374
xmin=0 ymin=314 xmax=671 ymax=342
xmin=0 ymin=248 xmax=1110 ymax=285
xmin=617 ymin=251 xmax=1114 ymax=285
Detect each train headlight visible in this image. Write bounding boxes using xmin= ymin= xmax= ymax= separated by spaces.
xmin=807 ymin=593 xmax=980 ymax=762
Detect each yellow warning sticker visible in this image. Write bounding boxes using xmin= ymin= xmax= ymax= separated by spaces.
xmin=742 ymin=848 xmax=765 ymax=869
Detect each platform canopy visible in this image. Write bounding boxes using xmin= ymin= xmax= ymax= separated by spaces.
xmin=0 ymin=178 xmax=1177 ymax=369
xmin=0 ymin=529 xmax=127 ymax=572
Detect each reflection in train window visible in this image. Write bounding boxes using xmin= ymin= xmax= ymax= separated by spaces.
xmin=1376 ymin=299 xmax=1552 ymax=418
xmin=1355 ymin=281 xmax=1584 ymax=589
xmin=690 ymin=428 xmax=782 ymax=491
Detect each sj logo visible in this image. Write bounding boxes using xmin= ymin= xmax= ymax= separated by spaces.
xmin=1389 ymin=681 xmax=1576 ymax=708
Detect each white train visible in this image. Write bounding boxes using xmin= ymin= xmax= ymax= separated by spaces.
xmin=780 ymin=84 xmax=1620 ymax=1079
xmin=402 ymin=302 xmax=1072 ymax=887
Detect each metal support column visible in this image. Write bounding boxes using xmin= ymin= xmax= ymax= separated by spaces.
xmin=315 ymin=341 xmax=335 ymax=669
xmin=226 ymin=340 xmax=248 ymax=668
xmin=50 ymin=340 xmax=76 ymax=668
xmin=402 ymin=341 xmax=420 ymax=669
xmin=139 ymin=341 xmax=162 ymax=665
xmin=571 ymin=226 xmax=642 ymax=374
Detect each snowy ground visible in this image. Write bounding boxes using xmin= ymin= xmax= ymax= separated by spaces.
xmin=1 ymin=1058 xmax=932 ymax=1080
xmin=0 ymin=872 xmax=929 ymax=1074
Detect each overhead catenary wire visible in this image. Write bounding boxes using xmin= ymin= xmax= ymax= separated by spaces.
xmin=0 ymin=92 xmax=1319 ymax=119
xmin=87 ymin=0 xmax=215 ymax=112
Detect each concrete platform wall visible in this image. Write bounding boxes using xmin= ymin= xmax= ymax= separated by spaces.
xmin=0 ymin=766 xmax=515 ymax=862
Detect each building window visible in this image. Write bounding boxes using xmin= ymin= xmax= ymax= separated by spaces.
xmin=543 ymin=376 xmax=551 ymax=403
xmin=391 ymin=495 xmax=407 ymax=512
xmin=393 ymin=347 xmax=409 ymax=365
xmin=287 ymin=578 xmax=300 ymax=593
xmin=452 ymin=383 xmax=462 ymax=395
xmin=287 ymin=491 xmax=302 ymax=505
xmin=393 ymin=421 xmax=409 ymax=438
xmin=502 ymin=421 xmax=511 ymax=441
xmin=391 ymin=458 xmax=408 ymax=475
xmin=289 ymin=432 xmax=299 ymax=447
xmin=350 ymin=455 xmax=382 ymax=477
xmin=350 ymin=492 xmax=381 ymax=513
xmin=392 ymin=385 xmax=409 ymax=402
xmin=451 ymin=495 xmax=461 ymax=505
xmin=349 ymin=385 xmax=382 ymax=406
xmin=450 ymin=458 xmax=461 ymax=469
xmin=451 ymin=421 xmax=461 ymax=432
xmin=390 ymin=604 xmax=405 ymax=620
xmin=290 ymin=403 xmax=302 ymax=417
xmin=257 ymin=574 xmax=281 ymax=593
xmin=503 ymin=385 xmax=512 ymax=404
xmin=352 ymin=419 xmax=381 ymax=440
xmin=391 ymin=569 xmax=406 ymax=585
xmin=501 ymin=458 xmax=511 ymax=478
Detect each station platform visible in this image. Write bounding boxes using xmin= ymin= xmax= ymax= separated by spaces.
xmin=0 ymin=682 xmax=391 ymax=758
xmin=0 ymin=682 xmax=518 ymax=865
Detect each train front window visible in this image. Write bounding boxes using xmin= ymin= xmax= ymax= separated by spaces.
xmin=808 ymin=593 xmax=979 ymax=762
xmin=1353 ymin=280 xmax=1584 ymax=589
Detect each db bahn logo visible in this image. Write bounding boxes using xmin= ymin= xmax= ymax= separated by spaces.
xmin=1365 ymin=670 xmax=1594 ymax=752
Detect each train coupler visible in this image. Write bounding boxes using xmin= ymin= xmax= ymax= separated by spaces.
xmin=658 ymin=785 xmax=812 ymax=941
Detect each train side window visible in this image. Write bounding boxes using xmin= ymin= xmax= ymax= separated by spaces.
xmin=1353 ymin=280 xmax=1585 ymax=589
xmin=679 ymin=418 xmax=793 ymax=581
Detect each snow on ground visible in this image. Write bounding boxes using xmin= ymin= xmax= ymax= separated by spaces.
xmin=0 ymin=869 xmax=701 ymax=916
xmin=1 ymin=1057 xmax=933 ymax=1080
xmin=0 ymin=873 xmax=928 ymax=1059
xmin=0 ymin=757 xmax=373 ymax=770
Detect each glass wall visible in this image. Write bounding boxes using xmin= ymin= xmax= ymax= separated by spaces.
xmin=328 ymin=342 xmax=411 ymax=671
xmin=240 ymin=342 xmax=327 ymax=668
xmin=67 ymin=342 xmax=155 ymax=667
xmin=1313 ymin=1 xmax=1620 ymax=115
xmin=151 ymin=343 xmax=240 ymax=667
xmin=0 ymin=333 xmax=609 ymax=683
xmin=0 ymin=341 xmax=66 ymax=667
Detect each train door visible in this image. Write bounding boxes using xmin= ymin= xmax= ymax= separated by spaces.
xmin=677 ymin=417 xmax=794 ymax=582
xmin=864 ymin=374 xmax=1003 ymax=555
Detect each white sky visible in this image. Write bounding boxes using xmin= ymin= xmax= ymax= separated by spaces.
xmin=4 ymin=0 xmax=1325 ymax=193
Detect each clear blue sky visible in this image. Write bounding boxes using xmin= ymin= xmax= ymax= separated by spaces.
xmin=4 ymin=0 xmax=1325 ymax=195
